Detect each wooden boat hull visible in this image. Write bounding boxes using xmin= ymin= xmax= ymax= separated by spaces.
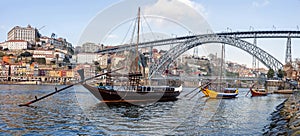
xmin=250 ymin=89 xmax=267 ymax=97
xmin=82 ymin=84 xmax=181 ymax=102
xmin=250 ymin=89 xmax=268 ymax=97
xmin=201 ymin=88 xmax=238 ymax=98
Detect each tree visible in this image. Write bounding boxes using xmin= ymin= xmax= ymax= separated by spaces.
xmin=63 ymin=56 xmax=70 ymax=63
xmin=20 ymin=51 xmax=32 ymax=57
xmin=277 ymin=69 xmax=285 ymax=79
xmin=0 ymin=52 xmax=5 ymax=57
xmin=35 ymin=38 xmax=40 ymax=42
xmin=34 ymin=58 xmax=46 ymax=64
xmin=267 ymin=69 xmax=275 ymax=78
xmin=101 ymin=44 xmax=104 ymax=50
xmin=95 ymin=66 xmax=102 ymax=73
xmin=94 ymin=61 xmax=99 ymax=66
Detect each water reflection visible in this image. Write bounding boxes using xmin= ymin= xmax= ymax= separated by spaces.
xmin=0 ymin=85 xmax=290 ymax=135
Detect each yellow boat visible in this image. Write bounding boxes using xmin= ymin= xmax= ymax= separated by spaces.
xmin=201 ymin=87 xmax=238 ymax=98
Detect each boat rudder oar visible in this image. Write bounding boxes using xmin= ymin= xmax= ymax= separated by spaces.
xmin=184 ymin=84 xmax=204 ymax=97
xmin=245 ymin=82 xmax=256 ymax=96
xmin=18 ymin=67 xmax=123 ymax=107
xmin=245 ymin=89 xmax=251 ymax=96
xmin=189 ymin=90 xmax=200 ymax=100
xmin=184 ymin=78 xmax=217 ymax=97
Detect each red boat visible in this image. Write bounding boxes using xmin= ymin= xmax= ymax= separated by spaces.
xmin=250 ymin=88 xmax=268 ymax=97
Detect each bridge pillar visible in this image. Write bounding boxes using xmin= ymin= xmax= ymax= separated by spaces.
xmin=252 ymin=34 xmax=257 ymax=72
xmin=193 ymin=46 xmax=198 ymax=58
xmin=285 ymin=33 xmax=292 ymax=64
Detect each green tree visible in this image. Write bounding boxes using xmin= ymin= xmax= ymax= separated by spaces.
xmin=63 ymin=56 xmax=70 ymax=63
xmin=95 ymin=66 xmax=102 ymax=73
xmin=20 ymin=51 xmax=32 ymax=57
xmin=34 ymin=58 xmax=46 ymax=64
xmin=277 ymin=69 xmax=285 ymax=79
xmin=94 ymin=61 xmax=99 ymax=66
xmin=0 ymin=52 xmax=5 ymax=57
xmin=267 ymin=69 xmax=275 ymax=78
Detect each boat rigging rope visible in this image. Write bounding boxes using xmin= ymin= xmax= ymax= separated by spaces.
xmin=122 ymin=17 xmax=137 ymax=45
xmin=142 ymin=14 xmax=156 ymax=40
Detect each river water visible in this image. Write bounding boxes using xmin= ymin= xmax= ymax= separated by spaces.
xmin=0 ymin=85 xmax=289 ymax=135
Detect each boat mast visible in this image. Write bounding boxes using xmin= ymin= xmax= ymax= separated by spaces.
xmin=128 ymin=7 xmax=142 ymax=88
xmin=135 ymin=7 xmax=141 ymax=73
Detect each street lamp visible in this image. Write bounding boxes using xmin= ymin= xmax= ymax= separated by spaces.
xmin=226 ymin=27 xmax=232 ymax=32
xmin=249 ymin=26 xmax=254 ymax=31
xmin=207 ymin=29 xmax=213 ymax=34
xmin=171 ymin=34 xmax=177 ymax=38
xmin=272 ymin=25 xmax=276 ymax=30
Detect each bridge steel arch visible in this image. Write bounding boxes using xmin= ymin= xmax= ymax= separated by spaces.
xmin=149 ymin=35 xmax=283 ymax=78
xmin=98 ymin=30 xmax=300 ymax=54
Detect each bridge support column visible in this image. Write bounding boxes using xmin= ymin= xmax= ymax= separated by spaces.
xmin=193 ymin=46 xmax=198 ymax=58
xmin=252 ymin=35 xmax=257 ymax=72
xmin=285 ymin=33 xmax=292 ymax=64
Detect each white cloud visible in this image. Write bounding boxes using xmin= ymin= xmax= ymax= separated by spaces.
xmin=144 ymin=0 xmax=207 ymax=20
xmin=177 ymin=0 xmax=207 ymax=16
xmin=252 ymin=0 xmax=270 ymax=7
xmin=142 ymin=0 xmax=210 ymax=33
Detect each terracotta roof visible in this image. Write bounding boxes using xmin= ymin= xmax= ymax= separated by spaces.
xmin=7 ymin=40 xmax=27 ymax=42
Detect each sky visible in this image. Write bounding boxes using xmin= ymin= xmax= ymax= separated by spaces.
xmin=1 ymin=0 xmax=300 ymax=68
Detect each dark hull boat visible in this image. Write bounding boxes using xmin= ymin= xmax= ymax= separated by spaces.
xmin=82 ymin=83 xmax=182 ymax=102
xmin=81 ymin=8 xmax=183 ymax=103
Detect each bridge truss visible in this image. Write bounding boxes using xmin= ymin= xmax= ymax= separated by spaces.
xmin=96 ymin=30 xmax=300 ymax=78
xmin=148 ymin=35 xmax=283 ymax=78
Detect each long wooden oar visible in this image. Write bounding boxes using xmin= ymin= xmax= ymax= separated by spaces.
xmin=245 ymin=83 xmax=256 ymax=96
xmin=184 ymin=83 xmax=208 ymax=97
xmin=18 ymin=67 xmax=123 ymax=107
xmin=184 ymin=78 xmax=216 ymax=97
xmin=245 ymin=90 xmax=251 ymax=96
xmin=184 ymin=84 xmax=204 ymax=97
xmin=189 ymin=90 xmax=201 ymax=100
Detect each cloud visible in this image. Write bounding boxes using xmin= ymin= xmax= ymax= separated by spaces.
xmin=144 ymin=0 xmax=207 ymax=20
xmin=252 ymin=0 xmax=270 ymax=7
xmin=177 ymin=0 xmax=207 ymax=16
xmin=142 ymin=0 xmax=210 ymax=33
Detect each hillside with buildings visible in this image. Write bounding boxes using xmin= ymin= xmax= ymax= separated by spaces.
xmin=2 ymin=25 xmax=298 ymax=85
xmin=0 ymin=25 xmax=75 ymax=84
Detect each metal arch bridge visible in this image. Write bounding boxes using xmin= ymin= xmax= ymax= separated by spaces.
xmin=148 ymin=35 xmax=283 ymax=78
xmin=97 ymin=30 xmax=300 ymax=77
xmin=98 ymin=30 xmax=300 ymax=54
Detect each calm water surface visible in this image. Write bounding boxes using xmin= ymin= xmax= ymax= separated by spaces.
xmin=0 ymin=85 xmax=289 ymax=135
